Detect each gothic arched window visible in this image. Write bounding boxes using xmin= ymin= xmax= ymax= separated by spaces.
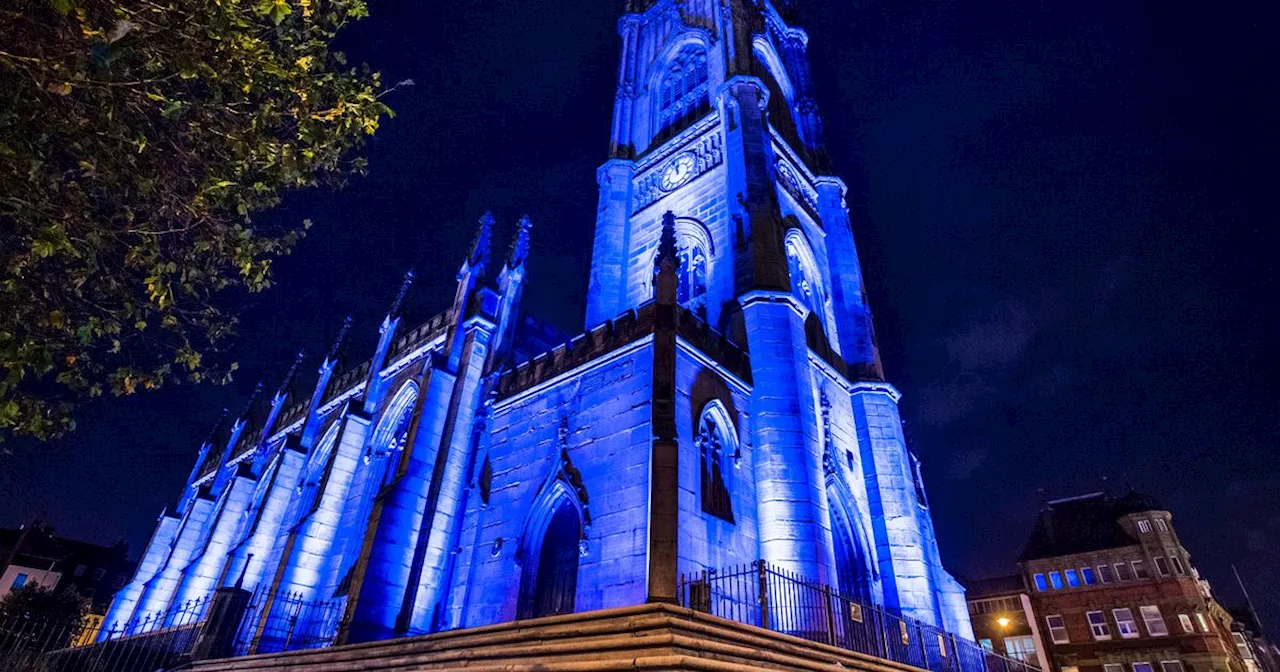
xmin=650 ymin=217 xmax=713 ymax=316
xmin=784 ymin=229 xmax=833 ymax=335
xmin=696 ymin=401 xmax=737 ymax=523
xmin=658 ymin=46 xmax=711 ymax=139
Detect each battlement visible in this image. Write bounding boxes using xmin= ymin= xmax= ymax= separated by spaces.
xmin=496 ymin=302 xmax=752 ymax=400
xmin=496 ymin=304 xmax=658 ymax=399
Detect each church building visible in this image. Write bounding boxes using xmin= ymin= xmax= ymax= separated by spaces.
xmin=104 ymin=0 xmax=975 ymax=648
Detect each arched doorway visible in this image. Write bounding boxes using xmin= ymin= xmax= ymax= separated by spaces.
xmin=518 ymin=497 xmax=581 ymax=619
xmin=827 ymin=489 xmax=870 ymax=603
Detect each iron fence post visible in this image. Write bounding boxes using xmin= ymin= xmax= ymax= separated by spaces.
xmin=756 ymin=561 xmax=770 ymax=631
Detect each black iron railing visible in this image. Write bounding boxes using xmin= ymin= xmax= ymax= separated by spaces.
xmin=233 ymin=588 xmax=346 ymax=655
xmin=679 ymin=561 xmax=1040 ymax=672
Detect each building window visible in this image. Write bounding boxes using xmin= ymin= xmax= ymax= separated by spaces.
xmin=1138 ymin=520 xmax=1152 ymax=534
xmin=1155 ymin=557 xmax=1171 ymax=577
xmin=1098 ymin=565 xmax=1114 ymax=584
xmin=1133 ymin=663 xmax=1155 ymax=672
xmin=1082 ymin=567 xmax=1097 ymax=585
xmin=979 ymin=638 xmax=994 ymax=652
xmin=1105 ymin=664 xmax=1125 ymax=672
xmin=1170 ymin=556 xmax=1186 ymax=575
xmin=1114 ymin=608 xmax=1141 ymax=638
xmin=1046 ymin=615 xmax=1069 ymax=644
xmin=1088 ymin=611 xmax=1112 ymax=640
xmin=1004 ymin=635 xmax=1037 ymax=663
xmin=73 ymin=565 xmax=86 ymax=577
xmin=1065 ymin=569 xmax=1080 ymax=587
xmin=1133 ymin=560 xmax=1150 ymax=580
xmin=1034 ymin=573 xmax=1049 ymax=591
xmin=1196 ymin=612 xmax=1211 ymax=633
xmin=1234 ymin=633 xmax=1256 ymax=660
xmin=10 ymin=573 xmax=28 ymax=590
xmin=1160 ymin=662 xmax=1185 ymax=672
xmin=1156 ymin=519 xmax=1168 ymax=532
xmin=696 ymin=401 xmax=736 ymax=523
xmin=1178 ymin=614 xmax=1194 ymax=633
xmin=1141 ymin=605 xmax=1169 ymax=636
xmin=92 ymin=568 xmax=106 ymax=581
xmin=1049 ymin=571 xmax=1064 ymax=590
xmin=658 ymin=45 xmax=711 ymax=138
xmin=785 ymin=230 xmax=833 ymax=336
xmin=1115 ymin=563 xmax=1134 ymax=582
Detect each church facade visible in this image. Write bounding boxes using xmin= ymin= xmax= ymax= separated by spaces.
xmin=105 ymin=0 xmax=974 ymax=648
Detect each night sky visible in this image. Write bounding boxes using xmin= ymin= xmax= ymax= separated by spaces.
xmin=3 ymin=0 xmax=1276 ymax=633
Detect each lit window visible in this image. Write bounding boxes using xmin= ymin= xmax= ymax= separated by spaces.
xmin=1133 ymin=663 xmax=1155 ymax=672
xmin=1105 ymin=664 xmax=1125 ymax=672
xmin=1065 ymin=569 xmax=1080 ymax=587
xmin=1170 ymin=556 xmax=1186 ymax=575
xmin=1138 ymin=520 xmax=1152 ymax=534
xmin=10 ymin=573 xmax=28 ymax=590
xmin=1179 ymin=614 xmax=1194 ymax=633
xmin=1046 ymin=615 xmax=1069 ymax=644
xmin=1098 ymin=565 xmax=1114 ymax=584
xmin=1082 ymin=567 xmax=1097 ymax=585
xmin=1115 ymin=563 xmax=1134 ymax=582
xmin=1155 ymin=557 xmax=1171 ymax=577
xmin=1114 ymin=608 xmax=1141 ymax=638
xmin=1049 ymin=571 xmax=1064 ymax=590
xmin=1004 ymin=635 xmax=1037 ymax=663
xmin=1088 ymin=611 xmax=1112 ymax=640
xmin=979 ymin=638 xmax=994 ymax=652
xmin=1160 ymin=662 xmax=1185 ymax=672
xmin=1195 ymin=612 xmax=1211 ymax=633
xmin=1156 ymin=519 xmax=1168 ymax=532
xmin=1034 ymin=573 xmax=1049 ymax=591
xmin=1133 ymin=560 xmax=1150 ymax=580
xmin=1234 ymin=633 xmax=1255 ymax=660
xmin=1141 ymin=605 xmax=1169 ymax=636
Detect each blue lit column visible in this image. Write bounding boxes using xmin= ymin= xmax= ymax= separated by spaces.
xmin=342 ymin=361 xmax=455 ymax=642
xmin=167 ymin=470 xmax=258 ymax=621
xmin=585 ymin=160 xmax=636 ymax=328
xmin=850 ymin=382 xmax=937 ymax=625
xmin=272 ymin=412 xmax=369 ymax=600
xmin=131 ymin=491 xmax=217 ymax=627
xmin=219 ymin=441 xmax=308 ymax=591
xmin=100 ymin=512 xmax=180 ymax=637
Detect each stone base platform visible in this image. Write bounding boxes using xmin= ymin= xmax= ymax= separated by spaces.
xmin=188 ymin=603 xmax=924 ymax=671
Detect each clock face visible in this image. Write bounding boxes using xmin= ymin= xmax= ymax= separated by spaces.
xmin=660 ymin=153 xmax=696 ymax=191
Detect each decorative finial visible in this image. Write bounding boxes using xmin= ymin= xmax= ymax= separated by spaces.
xmin=202 ymin=408 xmax=230 ymax=448
xmin=387 ymin=270 xmax=415 ymax=319
xmin=275 ymin=351 xmax=305 ymax=400
xmin=468 ymin=212 xmax=495 ymax=269
xmin=655 ymin=211 xmax=679 ymax=271
xmin=325 ymin=315 xmax=354 ymax=364
xmin=507 ymin=215 xmax=533 ymax=267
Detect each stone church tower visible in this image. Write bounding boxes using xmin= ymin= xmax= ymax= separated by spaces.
xmin=103 ymin=0 xmax=973 ymax=651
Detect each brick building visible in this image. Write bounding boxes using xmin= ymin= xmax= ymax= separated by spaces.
xmin=0 ymin=523 xmax=135 ymax=613
xmin=967 ymin=574 xmax=1052 ymax=670
xmin=1017 ymin=492 xmax=1246 ymax=672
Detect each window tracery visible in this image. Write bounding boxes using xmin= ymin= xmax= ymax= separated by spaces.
xmin=657 ymin=46 xmax=711 ymax=139
xmin=696 ymin=401 xmax=737 ymax=523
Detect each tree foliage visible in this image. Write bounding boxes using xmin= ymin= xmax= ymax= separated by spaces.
xmin=0 ymin=0 xmax=392 ymax=441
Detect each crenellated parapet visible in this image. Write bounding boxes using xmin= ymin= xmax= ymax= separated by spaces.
xmin=495 ymin=300 xmax=752 ymax=401
xmin=497 ymin=306 xmax=658 ymax=400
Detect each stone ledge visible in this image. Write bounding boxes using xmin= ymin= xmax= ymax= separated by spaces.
xmin=188 ymin=603 xmax=926 ymax=672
